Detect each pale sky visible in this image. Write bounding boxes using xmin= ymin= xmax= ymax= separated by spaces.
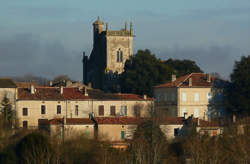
xmin=0 ymin=0 xmax=249 ymax=80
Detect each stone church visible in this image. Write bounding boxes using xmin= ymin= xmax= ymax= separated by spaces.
xmin=82 ymin=17 xmax=135 ymax=91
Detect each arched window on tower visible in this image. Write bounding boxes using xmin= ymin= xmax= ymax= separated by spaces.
xmin=116 ymin=49 xmax=123 ymax=63
xmin=117 ymin=51 xmax=120 ymax=62
xmin=120 ymin=51 xmax=123 ymax=62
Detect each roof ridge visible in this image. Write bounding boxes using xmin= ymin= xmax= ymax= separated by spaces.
xmin=177 ymin=73 xmax=193 ymax=87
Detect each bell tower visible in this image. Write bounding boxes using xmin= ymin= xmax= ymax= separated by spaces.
xmin=92 ymin=16 xmax=104 ymax=47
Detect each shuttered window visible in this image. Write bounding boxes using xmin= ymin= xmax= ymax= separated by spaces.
xmin=23 ymin=108 xmax=28 ymax=116
xmin=110 ymin=106 xmax=116 ymax=116
xmin=99 ymin=105 xmax=104 ymax=116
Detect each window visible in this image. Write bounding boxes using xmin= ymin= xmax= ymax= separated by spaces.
xmin=171 ymin=93 xmax=175 ymax=101
xmin=174 ymin=128 xmax=179 ymax=136
xmin=207 ymin=92 xmax=212 ymax=101
xmin=121 ymin=131 xmax=125 ymax=139
xmin=182 ymin=108 xmax=187 ymax=117
xmin=194 ymin=108 xmax=199 ymax=118
xmin=99 ymin=105 xmax=104 ymax=116
xmin=120 ymin=106 xmax=127 ymax=116
xmin=57 ymin=105 xmax=61 ymax=114
xmin=110 ymin=106 xmax=116 ymax=116
xmin=182 ymin=93 xmax=187 ymax=102
xmin=23 ymin=108 xmax=28 ymax=116
xmin=194 ymin=93 xmax=199 ymax=102
xmin=116 ymin=49 xmax=123 ymax=62
xmin=213 ymin=130 xmax=217 ymax=136
xmin=7 ymin=92 xmax=12 ymax=99
xmin=117 ymin=51 xmax=120 ymax=62
xmin=75 ymin=105 xmax=78 ymax=116
xmin=23 ymin=121 xmax=28 ymax=128
xmin=41 ymin=105 xmax=46 ymax=114
xmin=155 ymin=94 xmax=160 ymax=102
xmin=164 ymin=93 xmax=168 ymax=101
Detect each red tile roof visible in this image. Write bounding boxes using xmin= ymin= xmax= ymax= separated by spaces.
xmin=197 ymin=119 xmax=220 ymax=127
xmin=49 ymin=118 xmax=94 ymax=125
xmin=18 ymin=87 xmax=64 ymax=100
xmin=159 ymin=117 xmax=184 ymax=125
xmin=95 ymin=117 xmax=144 ymax=125
xmin=17 ymin=87 xmax=153 ymax=101
xmin=155 ymin=73 xmax=214 ymax=88
xmin=16 ymin=82 xmax=40 ymax=88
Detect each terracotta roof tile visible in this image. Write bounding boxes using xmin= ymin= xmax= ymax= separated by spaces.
xmin=155 ymin=73 xmax=214 ymax=88
xmin=18 ymin=87 xmax=154 ymax=101
xmin=18 ymin=87 xmax=64 ymax=100
xmin=49 ymin=118 xmax=94 ymax=125
xmin=16 ymin=82 xmax=40 ymax=88
xmin=95 ymin=117 xmax=144 ymax=124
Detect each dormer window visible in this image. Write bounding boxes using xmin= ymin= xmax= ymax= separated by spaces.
xmin=116 ymin=49 xmax=123 ymax=62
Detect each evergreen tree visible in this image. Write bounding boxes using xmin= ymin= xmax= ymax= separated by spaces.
xmin=225 ymin=55 xmax=250 ymax=115
xmin=164 ymin=58 xmax=203 ymax=77
xmin=0 ymin=95 xmax=15 ymax=129
xmin=120 ymin=49 xmax=174 ymax=96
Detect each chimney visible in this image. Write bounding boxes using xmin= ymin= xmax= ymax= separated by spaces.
xmin=171 ymin=74 xmax=176 ymax=82
xmin=207 ymin=74 xmax=211 ymax=83
xmin=233 ymin=114 xmax=236 ymax=123
xmin=60 ymin=87 xmax=63 ymax=95
xmin=30 ymin=85 xmax=35 ymax=94
xmin=143 ymin=94 xmax=147 ymax=100
xmin=63 ymin=116 xmax=66 ymax=125
xmin=184 ymin=112 xmax=188 ymax=119
xmin=189 ymin=78 xmax=192 ymax=87
xmin=49 ymin=81 xmax=53 ymax=87
xmin=88 ymin=82 xmax=92 ymax=88
xmin=84 ymin=87 xmax=88 ymax=96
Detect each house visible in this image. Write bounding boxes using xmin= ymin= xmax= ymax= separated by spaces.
xmin=0 ymin=78 xmax=17 ymax=109
xmin=16 ymin=86 xmax=153 ymax=129
xmin=154 ymin=73 xmax=215 ymax=120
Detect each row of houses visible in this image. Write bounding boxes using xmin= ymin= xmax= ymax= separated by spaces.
xmin=0 ymin=73 xmax=227 ymax=148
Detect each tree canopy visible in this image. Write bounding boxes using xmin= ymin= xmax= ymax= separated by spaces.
xmin=225 ymin=55 xmax=250 ymax=115
xmin=119 ymin=49 xmax=203 ymax=96
xmin=120 ymin=49 xmax=174 ymax=96
xmin=164 ymin=58 xmax=203 ymax=77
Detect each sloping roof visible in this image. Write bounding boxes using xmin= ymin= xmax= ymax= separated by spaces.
xmin=0 ymin=78 xmax=17 ymax=88
xmin=95 ymin=117 xmax=144 ymax=125
xmin=154 ymin=73 xmax=214 ymax=88
xmin=160 ymin=117 xmax=184 ymax=125
xmin=15 ymin=82 xmax=40 ymax=88
xmin=49 ymin=118 xmax=94 ymax=125
xmin=197 ymin=119 xmax=220 ymax=127
xmin=18 ymin=87 xmax=65 ymax=100
xmin=17 ymin=87 xmax=153 ymax=101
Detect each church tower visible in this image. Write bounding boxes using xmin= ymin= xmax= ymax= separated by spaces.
xmin=83 ymin=17 xmax=135 ymax=91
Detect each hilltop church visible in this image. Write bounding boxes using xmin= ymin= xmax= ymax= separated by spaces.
xmin=82 ymin=17 xmax=135 ymax=92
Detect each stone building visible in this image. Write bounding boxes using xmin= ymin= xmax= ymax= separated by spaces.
xmin=16 ymin=86 xmax=153 ymax=128
xmin=154 ymin=73 xmax=215 ymax=120
xmin=83 ymin=17 xmax=135 ymax=91
xmin=0 ymin=78 xmax=17 ymax=110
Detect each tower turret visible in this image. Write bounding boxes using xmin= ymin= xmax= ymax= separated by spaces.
xmin=93 ymin=16 xmax=104 ymax=45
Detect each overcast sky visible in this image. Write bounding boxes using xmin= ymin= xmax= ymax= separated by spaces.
xmin=0 ymin=0 xmax=249 ymax=80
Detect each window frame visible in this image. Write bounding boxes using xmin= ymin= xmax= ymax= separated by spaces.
xmin=110 ymin=106 xmax=116 ymax=116
xmin=22 ymin=108 xmax=28 ymax=116
xmin=194 ymin=93 xmax=199 ymax=102
xmin=41 ymin=105 xmax=46 ymax=115
xmin=23 ymin=121 xmax=28 ymax=128
xmin=57 ymin=105 xmax=61 ymax=114
xmin=75 ymin=105 xmax=79 ymax=116
xmin=182 ymin=93 xmax=187 ymax=102
xmin=98 ymin=105 xmax=104 ymax=116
